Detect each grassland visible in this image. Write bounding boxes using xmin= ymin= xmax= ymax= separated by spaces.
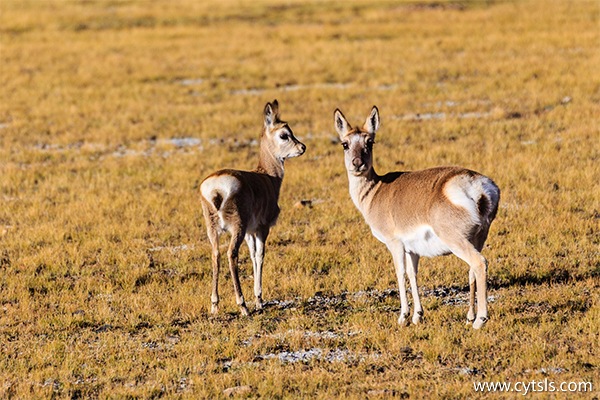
xmin=1 ymin=0 xmax=599 ymax=398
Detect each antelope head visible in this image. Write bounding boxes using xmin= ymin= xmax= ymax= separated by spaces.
xmin=263 ymin=100 xmax=306 ymax=162
xmin=334 ymin=106 xmax=380 ymax=176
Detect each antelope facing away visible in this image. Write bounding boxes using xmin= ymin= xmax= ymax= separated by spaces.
xmin=200 ymin=100 xmax=306 ymax=316
xmin=334 ymin=106 xmax=499 ymax=329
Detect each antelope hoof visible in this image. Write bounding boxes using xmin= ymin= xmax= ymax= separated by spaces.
xmin=412 ymin=311 xmax=423 ymax=325
xmin=255 ymin=299 xmax=264 ymax=310
xmin=398 ymin=313 xmax=410 ymax=326
xmin=240 ymin=304 xmax=250 ymax=316
xmin=466 ymin=315 xmax=475 ymax=325
xmin=467 ymin=310 xmax=475 ymax=323
xmin=211 ymin=303 xmax=219 ymax=314
xmin=472 ymin=316 xmax=488 ymax=330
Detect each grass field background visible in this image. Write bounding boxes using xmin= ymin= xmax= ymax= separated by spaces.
xmin=1 ymin=0 xmax=599 ymax=398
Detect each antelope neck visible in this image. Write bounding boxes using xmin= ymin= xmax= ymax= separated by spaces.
xmin=256 ymin=141 xmax=285 ymax=180
xmin=347 ymin=167 xmax=379 ymax=210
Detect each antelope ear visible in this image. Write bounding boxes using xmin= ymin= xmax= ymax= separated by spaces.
xmin=271 ymin=99 xmax=279 ymax=116
xmin=363 ymin=106 xmax=380 ymax=134
xmin=334 ymin=109 xmax=351 ymax=138
xmin=264 ymin=101 xmax=277 ymax=128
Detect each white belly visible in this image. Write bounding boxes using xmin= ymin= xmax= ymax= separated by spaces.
xmin=401 ymin=225 xmax=451 ymax=257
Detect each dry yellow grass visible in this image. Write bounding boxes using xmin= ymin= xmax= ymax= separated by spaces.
xmin=0 ymin=0 xmax=599 ymax=398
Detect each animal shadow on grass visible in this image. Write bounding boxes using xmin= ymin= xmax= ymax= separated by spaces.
xmin=490 ymin=263 xmax=595 ymax=289
xmin=209 ymin=263 xmax=596 ymax=320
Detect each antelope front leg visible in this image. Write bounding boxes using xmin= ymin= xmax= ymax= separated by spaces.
xmin=405 ymin=252 xmax=423 ymax=324
xmin=228 ymin=230 xmax=249 ymax=316
xmin=467 ymin=268 xmax=476 ymax=324
xmin=387 ymin=241 xmax=409 ymax=326
xmin=245 ymin=234 xmax=259 ymax=307
xmin=253 ymin=227 xmax=269 ymax=309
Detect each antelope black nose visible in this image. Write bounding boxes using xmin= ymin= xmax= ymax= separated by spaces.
xmin=352 ymin=158 xmax=363 ymax=169
xmin=299 ymin=143 xmax=306 ymax=153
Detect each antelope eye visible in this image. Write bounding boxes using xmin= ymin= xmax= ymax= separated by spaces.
xmin=366 ymin=139 xmax=374 ymax=149
xmin=279 ymin=133 xmax=289 ymax=140
xmin=341 ymin=142 xmax=349 ymax=150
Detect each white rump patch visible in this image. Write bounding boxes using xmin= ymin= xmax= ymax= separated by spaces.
xmin=200 ymin=175 xmax=242 ymax=231
xmin=400 ymin=225 xmax=451 ymax=258
xmin=443 ymin=175 xmax=486 ymax=224
xmin=200 ymin=175 xmax=241 ymax=205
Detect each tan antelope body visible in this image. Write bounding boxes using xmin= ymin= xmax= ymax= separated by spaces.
xmin=200 ymin=100 xmax=305 ymax=315
xmin=334 ymin=106 xmax=499 ymax=329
